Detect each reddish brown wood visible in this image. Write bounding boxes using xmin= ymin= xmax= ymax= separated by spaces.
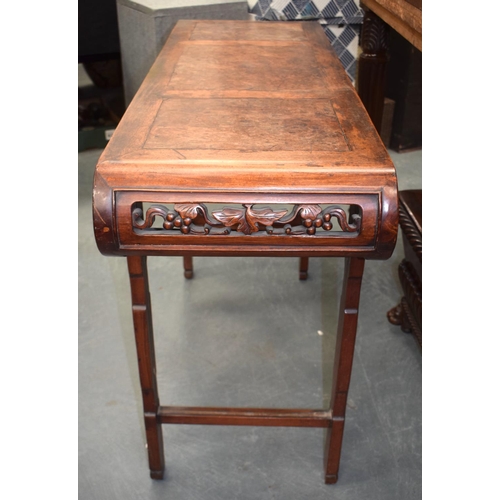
xmin=324 ymin=257 xmax=365 ymax=484
xmin=387 ymin=190 xmax=422 ymax=348
xmin=183 ymin=255 xmax=193 ymax=279
xmin=159 ymin=406 xmax=333 ymax=427
xmin=132 ymin=203 xmax=359 ymax=237
xmin=118 ymin=193 xmax=380 ymax=257
xmin=387 ymin=261 xmax=422 ymax=346
xmin=399 ymin=189 xmax=422 ymax=272
xmin=92 ymin=21 xmax=400 ymax=486
xmin=299 ymin=257 xmax=309 ymax=280
xmin=127 ymin=256 xmax=165 ymax=479
xmin=93 ymin=20 xmax=398 ymax=260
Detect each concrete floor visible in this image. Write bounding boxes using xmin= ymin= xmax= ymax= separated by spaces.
xmin=79 ymin=146 xmax=422 ymax=499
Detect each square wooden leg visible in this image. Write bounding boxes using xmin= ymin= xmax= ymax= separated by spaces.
xmin=127 ymin=256 xmax=165 ymax=479
xmin=299 ymin=257 xmax=309 ymax=280
xmin=127 ymin=255 xmax=365 ymax=483
xmin=183 ymin=256 xmax=193 ymax=279
xmin=324 ymin=257 xmax=365 ymax=483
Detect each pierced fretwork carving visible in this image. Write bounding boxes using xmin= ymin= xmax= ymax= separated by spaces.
xmin=132 ymin=203 xmax=361 ymax=236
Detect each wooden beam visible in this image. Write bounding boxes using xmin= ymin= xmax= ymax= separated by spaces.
xmin=159 ymin=406 xmax=335 ymax=428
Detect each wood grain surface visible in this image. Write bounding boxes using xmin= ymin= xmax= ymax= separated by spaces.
xmin=93 ymin=20 xmax=398 ymax=259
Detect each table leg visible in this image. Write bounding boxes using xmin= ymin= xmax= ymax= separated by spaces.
xmin=299 ymin=257 xmax=309 ymax=280
xmin=324 ymin=257 xmax=365 ymax=484
xmin=127 ymin=256 xmax=165 ymax=479
xmin=183 ymin=256 xmax=194 ymax=279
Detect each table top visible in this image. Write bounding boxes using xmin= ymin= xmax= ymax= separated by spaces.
xmin=93 ymin=20 xmax=398 ymax=259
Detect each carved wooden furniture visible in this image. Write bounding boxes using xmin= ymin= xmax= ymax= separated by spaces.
xmin=357 ymin=0 xmax=422 ymax=133
xmin=387 ymin=190 xmax=421 ymax=348
xmin=356 ymin=2 xmax=422 ymax=346
xmin=93 ymin=20 xmax=399 ymax=485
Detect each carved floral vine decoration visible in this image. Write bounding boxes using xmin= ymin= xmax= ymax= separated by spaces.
xmin=132 ymin=203 xmax=360 ymax=236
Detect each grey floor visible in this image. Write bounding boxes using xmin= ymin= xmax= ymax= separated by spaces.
xmin=79 ymin=145 xmax=422 ymax=499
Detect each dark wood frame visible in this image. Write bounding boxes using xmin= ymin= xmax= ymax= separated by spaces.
xmin=387 ymin=190 xmax=422 ymax=348
xmin=357 ymin=0 xmax=422 ymax=132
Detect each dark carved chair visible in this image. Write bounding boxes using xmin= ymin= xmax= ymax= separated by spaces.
xmin=387 ymin=189 xmax=422 ymax=348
